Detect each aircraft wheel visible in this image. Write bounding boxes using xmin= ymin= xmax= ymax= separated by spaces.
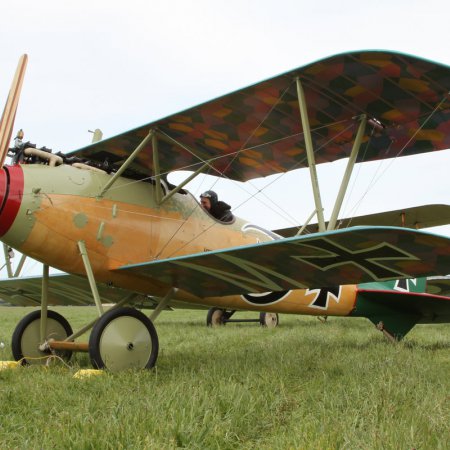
xmin=11 ymin=310 xmax=73 ymax=365
xmin=206 ymin=307 xmax=226 ymax=327
xmin=89 ymin=307 xmax=159 ymax=372
xmin=259 ymin=312 xmax=279 ymax=328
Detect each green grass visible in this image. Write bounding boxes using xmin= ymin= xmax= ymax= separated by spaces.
xmin=0 ymin=306 xmax=449 ymax=449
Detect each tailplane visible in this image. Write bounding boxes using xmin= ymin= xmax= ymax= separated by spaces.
xmin=353 ymin=277 xmax=449 ymax=341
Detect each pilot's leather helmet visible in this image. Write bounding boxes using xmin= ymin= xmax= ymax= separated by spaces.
xmin=200 ymin=190 xmax=218 ymax=206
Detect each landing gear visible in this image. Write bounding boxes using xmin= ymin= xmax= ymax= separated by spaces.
xmin=11 ymin=310 xmax=73 ymax=365
xmin=206 ymin=307 xmax=228 ymax=326
xmin=206 ymin=307 xmax=279 ymax=328
xmin=9 ymin=251 xmax=163 ymax=372
xmin=89 ymin=307 xmax=159 ymax=372
xmin=259 ymin=312 xmax=279 ymax=328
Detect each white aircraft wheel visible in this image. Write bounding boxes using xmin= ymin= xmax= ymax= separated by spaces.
xmin=206 ymin=307 xmax=226 ymax=327
xmin=259 ymin=312 xmax=279 ymax=328
xmin=89 ymin=307 xmax=159 ymax=372
xmin=11 ymin=310 xmax=73 ymax=365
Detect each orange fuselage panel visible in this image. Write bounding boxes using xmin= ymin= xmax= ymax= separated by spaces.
xmin=0 ymin=164 xmax=357 ymax=316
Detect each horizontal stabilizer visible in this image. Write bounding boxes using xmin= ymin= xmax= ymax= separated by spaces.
xmin=354 ymin=288 xmax=450 ymax=340
xmin=355 ymin=288 xmax=450 ymax=322
xmin=118 ymin=226 xmax=450 ymax=298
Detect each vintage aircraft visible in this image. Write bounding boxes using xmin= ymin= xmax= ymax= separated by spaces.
xmin=0 ymin=51 xmax=449 ymax=372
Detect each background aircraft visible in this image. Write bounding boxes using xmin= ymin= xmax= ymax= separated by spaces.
xmin=0 ymin=50 xmax=449 ymax=371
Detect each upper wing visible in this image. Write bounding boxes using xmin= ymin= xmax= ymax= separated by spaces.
xmin=70 ymin=51 xmax=450 ymax=182
xmin=274 ymin=204 xmax=450 ymax=237
xmin=117 ymin=226 xmax=450 ymax=298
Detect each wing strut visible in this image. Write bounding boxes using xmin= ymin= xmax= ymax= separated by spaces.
xmin=2 ymin=248 xmax=28 ymax=279
xmin=149 ymin=287 xmax=178 ymax=322
xmin=2 ymin=243 xmax=14 ymax=277
xmin=152 ymin=132 xmax=163 ymax=203
xmin=295 ymin=78 xmax=370 ymax=232
xmin=39 ymin=264 xmax=49 ymax=342
xmin=13 ymin=253 xmax=27 ymax=277
xmin=98 ymin=128 xmax=155 ymax=197
xmin=77 ymin=240 xmax=104 ymax=316
xmin=159 ymin=162 xmax=208 ymax=204
xmin=295 ymin=78 xmax=326 ymax=232
xmin=64 ymin=292 xmax=139 ymax=341
xmin=98 ymin=126 xmax=209 ymax=203
xmin=327 ymin=114 xmax=367 ymax=230
xmin=153 ymin=131 xmax=208 ymax=205
xmin=295 ymin=209 xmax=318 ymax=235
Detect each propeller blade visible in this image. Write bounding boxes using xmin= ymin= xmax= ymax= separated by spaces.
xmin=0 ymin=54 xmax=28 ymax=167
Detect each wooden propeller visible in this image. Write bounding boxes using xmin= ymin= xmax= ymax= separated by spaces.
xmin=0 ymin=54 xmax=28 ymax=167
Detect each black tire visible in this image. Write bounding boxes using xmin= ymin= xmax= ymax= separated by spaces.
xmin=11 ymin=309 xmax=73 ymax=364
xmin=206 ymin=307 xmax=226 ymax=327
xmin=259 ymin=312 xmax=279 ymax=328
xmin=89 ymin=307 xmax=159 ymax=372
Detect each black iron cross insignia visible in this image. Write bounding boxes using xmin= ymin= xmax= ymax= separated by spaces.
xmin=306 ymin=286 xmax=341 ymax=310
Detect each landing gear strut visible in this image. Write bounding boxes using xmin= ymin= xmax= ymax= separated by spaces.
xmin=206 ymin=307 xmax=279 ymax=328
xmin=10 ymin=248 xmax=165 ymax=372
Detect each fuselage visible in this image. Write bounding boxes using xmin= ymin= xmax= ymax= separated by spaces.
xmin=0 ymin=163 xmax=358 ymax=316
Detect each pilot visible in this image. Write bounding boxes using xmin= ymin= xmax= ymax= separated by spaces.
xmin=200 ymin=190 xmax=234 ymax=223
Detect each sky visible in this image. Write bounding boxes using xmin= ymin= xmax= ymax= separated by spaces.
xmin=1 ymin=0 xmax=449 ymax=275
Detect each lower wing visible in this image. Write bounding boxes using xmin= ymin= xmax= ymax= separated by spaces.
xmin=0 ymin=273 xmax=204 ymax=309
xmin=118 ymin=226 xmax=450 ymax=298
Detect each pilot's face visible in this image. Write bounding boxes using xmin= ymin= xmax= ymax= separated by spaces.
xmin=200 ymin=197 xmax=211 ymax=211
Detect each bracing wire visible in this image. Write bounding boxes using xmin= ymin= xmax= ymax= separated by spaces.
xmin=164 ymin=121 xmax=357 ymax=257
xmin=151 ymin=82 xmax=300 ymax=256
xmin=339 ymin=95 xmax=449 ymax=226
xmin=21 ymin=94 xmax=448 ymax=265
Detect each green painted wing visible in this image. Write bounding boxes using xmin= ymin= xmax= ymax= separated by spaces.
xmin=70 ymin=51 xmax=450 ymax=182
xmin=118 ymin=226 xmax=450 ymax=298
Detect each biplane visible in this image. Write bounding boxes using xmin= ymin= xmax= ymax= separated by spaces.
xmin=0 ymin=50 xmax=449 ymax=372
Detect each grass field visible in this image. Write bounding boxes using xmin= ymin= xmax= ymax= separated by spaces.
xmin=0 ymin=306 xmax=449 ymax=449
